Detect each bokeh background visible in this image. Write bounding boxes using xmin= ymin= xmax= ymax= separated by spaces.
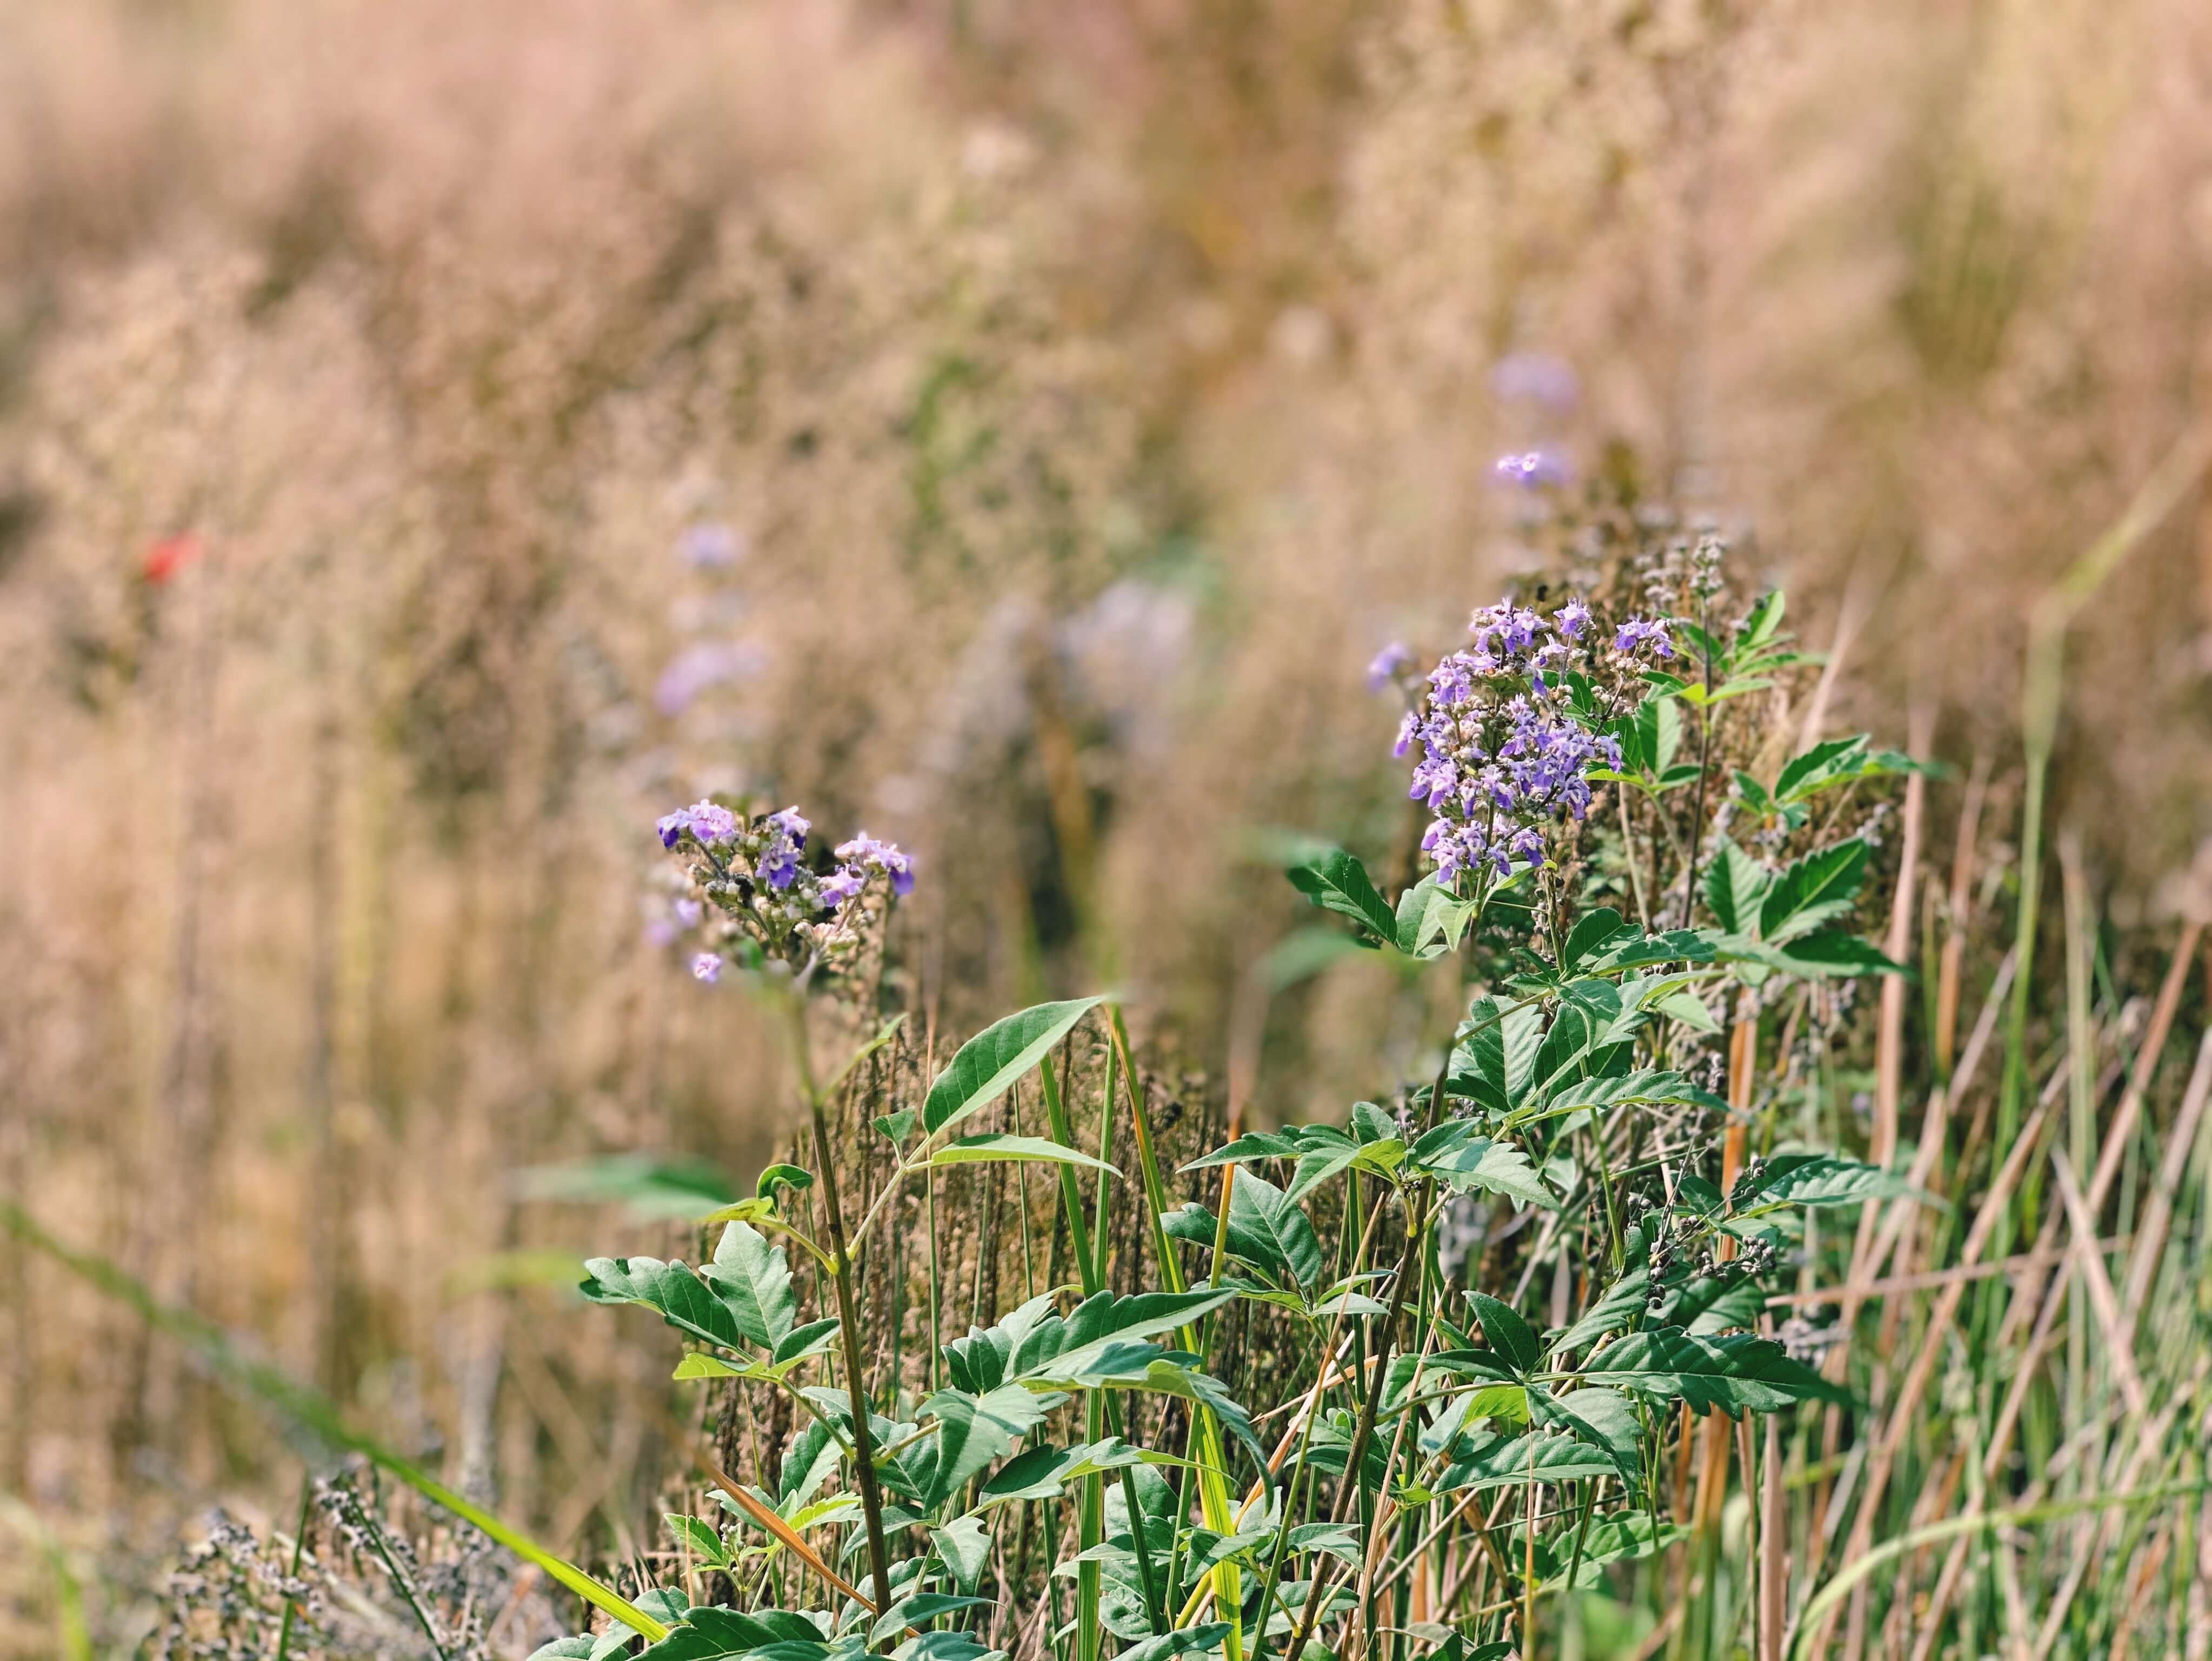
xmin=5 ymin=0 xmax=2212 ymax=1644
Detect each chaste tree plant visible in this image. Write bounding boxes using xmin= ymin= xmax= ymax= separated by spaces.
xmin=546 ymin=537 xmax=1931 ymax=1661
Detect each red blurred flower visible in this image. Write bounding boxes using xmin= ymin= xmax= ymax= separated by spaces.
xmin=142 ymin=533 xmax=204 ymax=584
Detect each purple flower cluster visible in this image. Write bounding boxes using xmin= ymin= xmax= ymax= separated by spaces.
xmin=1367 ymin=641 xmax=1413 ymax=690
xmin=655 ymin=799 xmax=915 ymax=974
xmin=1394 ymin=596 xmax=1671 ymax=883
xmin=836 ymin=832 xmax=916 ymax=897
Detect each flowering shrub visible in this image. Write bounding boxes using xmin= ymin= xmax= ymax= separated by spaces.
xmin=534 ymin=515 xmax=1949 ymax=1661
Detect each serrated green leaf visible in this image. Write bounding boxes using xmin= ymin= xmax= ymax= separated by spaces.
xmin=1779 ymin=932 xmax=1907 ymax=976
xmin=921 ymin=1385 xmax=1050 ymax=1511
xmin=1580 ymin=1327 xmax=1848 ymax=1415
xmin=1702 ymin=839 xmax=1769 ymax=935
xmin=1528 ymin=1385 xmax=1642 ymax=1485
xmin=1437 ymin=1430 xmax=1624 ymax=1493
xmin=923 ymin=997 xmax=1105 ymax=1138
xmin=930 ymin=1516 xmax=992 ymax=1595
xmin=1774 ymin=735 xmax=1869 ymax=803
xmin=1165 ymin=1170 xmax=1326 ymax=1293
xmin=779 ymin=1419 xmax=842 ymax=1511
xmin=1406 ymin=1124 xmax=1551 ymax=1208
xmin=1287 ymin=846 xmax=1398 ymax=944
xmin=703 ymin=1221 xmax=796 ymax=1350
xmin=581 ymin=1257 xmax=750 ymax=1353
xmin=664 ymin=1513 xmax=730 ymax=1568
xmin=1508 ymin=1068 xmax=1729 ymax=1130
xmin=1760 ymin=839 xmax=1868 ymax=942
xmin=1735 ymin=1154 xmax=1923 ymax=1211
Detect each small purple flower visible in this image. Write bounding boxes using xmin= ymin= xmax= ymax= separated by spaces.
xmin=685 ymin=801 xmax=739 ymax=845
xmin=818 ymin=866 xmax=867 ymax=910
xmin=1614 ymin=617 xmax=1674 ymax=658
xmin=836 ymin=832 xmax=916 ymax=898
xmin=644 ymin=918 xmax=680 ymax=949
xmin=1492 ymin=450 xmax=1573 ymax=489
xmin=1367 ymin=641 xmax=1413 ymax=690
xmin=1556 ymin=600 xmax=1590 ymax=639
xmin=676 ymin=522 xmax=746 ymax=570
xmin=1393 ymin=710 xmax=1418 ymax=758
xmin=757 ymin=807 xmax=811 ymax=889
xmin=1488 ymin=353 xmax=1580 ymax=411
xmin=656 ymin=810 xmax=690 ymax=850
xmin=674 ymin=898 xmax=703 ymax=928
xmin=691 ymin=953 xmax=723 ymax=984
xmin=655 ymin=642 xmax=763 ymax=717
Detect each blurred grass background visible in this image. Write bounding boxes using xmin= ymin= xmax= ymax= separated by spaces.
xmin=3 ymin=0 xmax=2212 ymax=1647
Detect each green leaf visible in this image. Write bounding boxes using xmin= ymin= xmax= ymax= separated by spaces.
xmin=1396 ymin=875 xmax=1478 ymax=959
xmin=1561 ymin=908 xmax=1638 ymax=973
xmin=1702 ymin=839 xmax=1769 ymax=934
xmin=1463 ymin=1293 xmax=1541 ymax=1376
xmin=1759 ymin=839 xmax=1868 ymax=942
xmin=670 ymin=1352 xmax=767 ymax=1382
xmin=637 ymin=1610 xmax=827 ymax=1661
xmin=755 ymin=1163 xmax=815 ymax=1205
xmin=870 ymin=1594 xmax=994 ymax=1647
xmin=1509 ymin=1068 xmax=1730 ymax=1130
xmin=875 ymin=1109 xmax=918 ymax=1145
xmin=1286 ymin=846 xmax=1398 ymax=945
xmin=1734 ymin=1154 xmax=1923 ymax=1211
xmin=1116 ymin=1625 xmax=1233 ymax=1661
xmin=1527 ymin=1385 xmax=1643 ymax=1486
xmin=522 ymin=1154 xmax=739 ymax=1220
xmin=1436 ymin=1430 xmax=1624 ymax=1493
xmin=922 ymin=1134 xmax=1121 ymax=1177
xmin=1580 ymin=1327 xmax=1848 ymax=1416
xmin=930 ymin=1516 xmax=992 ymax=1595
xmin=703 ymin=1220 xmax=797 ymax=1351
xmin=921 ymin=1384 xmax=1051 ymax=1511
xmin=1779 ymin=932 xmax=1907 ymax=976
xmin=1774 ymin=735 xmax=1868 ymax=803
xmin=527 ymin=1641 xmax=599 ymax=1661
xmin=779 ymin=1419 xmax=842 ymax=1510
xmin=923 ymin=997 xmax=1105 ymax=1138
xmin=581 ymin=1257 xmax=750 ymax=1353
xmin=1165 ymin=1169 xmax=1326 ymax=1293
xmin=664 ymin=1513 xmax=730 ymax=1568
xmin=1406 ymin=1124 xmax=1551 ymax=1208
xmin=771 ymin=1318 xmax=841 ymax=1368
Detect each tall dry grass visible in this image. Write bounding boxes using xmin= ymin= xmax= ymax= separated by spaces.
xmin=1 ymin=0 xmax=2210 ymax=1653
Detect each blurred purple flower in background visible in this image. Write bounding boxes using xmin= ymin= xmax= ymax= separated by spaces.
xmin=691 ymin=953 xmax=723 ymax=984
xmin=676 ymin=522 xmax=747 ymax=569
xmin=655 ymin=642 xmax=764 ymax=716
xmin=1493 ymin=450 xmax=1573 ymax=489
xmin=1488 ymin=353 xmax=1580 ymax=410
xmin=1367 ymin=641 xmax=1412 ymax=689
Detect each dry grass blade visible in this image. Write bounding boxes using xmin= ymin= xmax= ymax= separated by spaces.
xmin=2116 ymin=1029 xmax=2212 ymax=1320
xmin=2047 ymin=1149 xmax=2148 ymax=1420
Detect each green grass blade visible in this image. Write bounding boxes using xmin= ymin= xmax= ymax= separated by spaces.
xmin=0 ymin=1200 xmax=671 ymax=1644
